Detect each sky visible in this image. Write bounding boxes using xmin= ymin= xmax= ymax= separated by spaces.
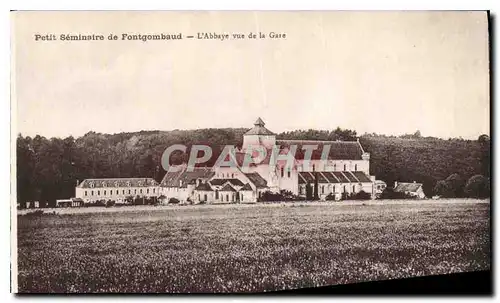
xmin=13 ymin=11 xmax=490 ymax=139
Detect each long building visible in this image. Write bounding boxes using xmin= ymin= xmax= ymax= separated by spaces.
xmin=75 ymin=178 xmax=159 ymax=203
xmin=74 ymin=118 xmax=377 ymax=204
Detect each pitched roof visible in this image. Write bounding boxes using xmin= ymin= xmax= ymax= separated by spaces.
xmin=240 ymin=183 xmax=253 ymax=191
xmin=220 ymin=183 xmax=237 ymax=192
xmin=160 ymin=166 xmax=214 ymax=188
xmin=394 ymin=182 xmax=423 ymax=193
xmin=244 ymin=172 xmax=268 ymax=188
xmin=298 ymin=171 xmax=372 ymax=184
xmin=244 ymin=118 xmax=275 ymax=136
xmin=195 ymin=182 xmax=213 ymax=191
xmin=77 ymin=178 xmax=158 ymax=188
xmin=276 ymin=140 xmax=364 ymax=160
xmin=254 ymin=117 xmax=265 ymax=126
xmin=352 ymin=171 xmax=372 ymax=183
xmin=244 ymin=125 xmax=276 ymax=136
xmin=209 ymin=178 xmax=244 ymax=186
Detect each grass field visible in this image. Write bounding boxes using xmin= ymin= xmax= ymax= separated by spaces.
xmin=16 ymin=200 xmax=490 ymax=293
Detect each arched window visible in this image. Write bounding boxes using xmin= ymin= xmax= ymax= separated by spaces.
xmin=353 ymin=185 xmax=356 ymax=192
xmin=354 ymin=164 xmax=358 ymax=171
xmin=334 ymin=163 xmax=336 ymax=171
xmin=312 ymin=164 xmax=315 ymax=172
xmin=281 ymin=167 xmax=284 ymax=177
xmin=344 ymin=164 xmax=347 ymax=171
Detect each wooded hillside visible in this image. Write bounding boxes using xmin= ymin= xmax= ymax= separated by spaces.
xmin=16 ymin=128 xmax=490 ymax=205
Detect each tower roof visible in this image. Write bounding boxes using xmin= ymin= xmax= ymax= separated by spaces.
xmin=254 ymin=117 xmax=265 ymax=126
xmin=245 ymin=117 xmax=275 ymax=136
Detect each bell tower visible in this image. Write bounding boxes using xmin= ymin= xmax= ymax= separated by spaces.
xmin=242 ymin=118 xmax=276 ymax=150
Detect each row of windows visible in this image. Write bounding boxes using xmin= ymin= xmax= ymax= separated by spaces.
xmin=310 ymin=164 xmax=358 ymax=172
xmin=299 ymin=184 xmax=357 ymax=195
xmin=218 ymin=172 xmax=235 ymax=179
xmin=280 ymin=167 xmax=292 ymax=178
xmin=84 ymin=188 xmax=156 ymax=196
xmin=88 ymin=181 xmax=151 ymax=188
xmin=284 ymin=163 xmax=360 ymax=173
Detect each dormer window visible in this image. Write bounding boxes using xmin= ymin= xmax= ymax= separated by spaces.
xmin=102 ymin=182 xmax=107 ymax=188
xmin=114 ymin=181 xmax=119 ymax=187
xmin=90 ymin=182 xmax=95 ymax=188
xmin=127 ymin=181 xmax=131 ymax=187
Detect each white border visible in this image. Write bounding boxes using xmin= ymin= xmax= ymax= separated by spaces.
xmin=3 ymin=0 xmax=498 ymax=302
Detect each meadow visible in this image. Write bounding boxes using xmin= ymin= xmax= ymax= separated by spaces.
xmin=16 ymin=200 xmax=490 ymax=293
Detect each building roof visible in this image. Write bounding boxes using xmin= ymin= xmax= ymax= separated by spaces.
xmin=244 ymin=172 xmax=268 ymax=188
xmin=77 ymin=178 xmax=158 ymax=188
xmin=244 ymin=118 xmax=276 ymax=136
xmin=394 ymin=182 xmax=423 ymax=193
xmin=352 ymin=171 xmax=372 ymax=183
xmin=277 ymin=140 xmax=364 ymax=160
xmin=209 ymin=178 xmax=244 ymax=186
xmin=195 ymin=182 xmax=213 ymax=191
xmin=298 ymin=171 xmax=372 ymax=184
xmin=240 ymin=183 xmax=253 ymax=191
xmin=220 ymin=183 xmax=237 ymax=192
xmin=160 ymin=165 xmax=214 ymax=188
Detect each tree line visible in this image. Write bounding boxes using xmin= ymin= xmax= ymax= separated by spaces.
xmin=16 ymin=128 xmax=490 ymax=206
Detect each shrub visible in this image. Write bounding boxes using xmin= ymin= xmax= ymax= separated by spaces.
xmin=105 ymin=200 xmax=115 ymax=208
xmin=168 ymin=198 xmax=180 ymax=204
xmin=257 ymin=190 xmax=304 ymax=202
xmin=464 ymin=175 xmax=490 ymax=199
xmin=23 ymin=210 xmax=44 ymax=217
xmin=379 ymin=188 xmax=415 ymax=199
xmin=325 ymin=193 xmax=338 ymax=201
xmin=350 ymin=190 xmax=372 ymax=200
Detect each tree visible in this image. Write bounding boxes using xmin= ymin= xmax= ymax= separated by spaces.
xmin=445 ymin=173 xmax=465 ymax=197
xmin=433 ymin=180 xmax=454 ymax=198
xmin=305 ymin=182 xmax=313 ymax=200
xmin=313 ymin=172 xmax=319 ymax=200
xmin=464 ymin=175 xmax=490 ymax=199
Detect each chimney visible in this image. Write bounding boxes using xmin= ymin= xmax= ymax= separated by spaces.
xmin=394 ymin=181 xmax=398 ymax=188
xmin=76 ymin=179 xmax=79 ymax=186
xmin=413 ymin=181 xmax=416 ymax=183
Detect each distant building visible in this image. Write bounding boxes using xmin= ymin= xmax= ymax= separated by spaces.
xmin=393 ymin=181 xmax=426 ymax=199
xmin=374 ymin=180 xmax=387 ymax=198
xmin=160 ymin=117 xmax=377 ymax=203
xmin=75 ymin=178 xmax=159 ymax=203
xmin=56 ymin=198 xmax=84 ymax=207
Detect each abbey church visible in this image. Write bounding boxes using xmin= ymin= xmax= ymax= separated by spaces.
xmin=159 ymin=118 xmax=376 ymax=203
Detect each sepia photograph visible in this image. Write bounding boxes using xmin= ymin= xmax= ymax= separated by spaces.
xmin=11 ymin=10 xmax=491 ymax=294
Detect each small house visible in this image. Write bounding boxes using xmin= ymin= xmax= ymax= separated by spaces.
xmin=393 ymin=181 xmax=426 ymax=199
